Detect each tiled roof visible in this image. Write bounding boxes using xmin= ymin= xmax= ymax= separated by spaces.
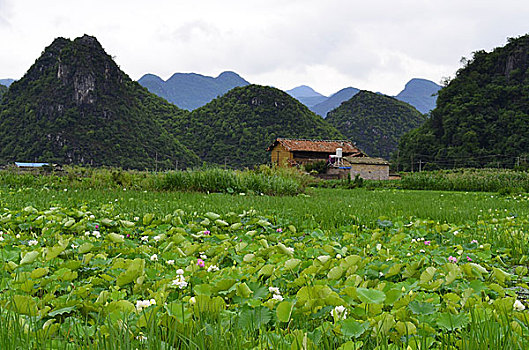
xmin=267 ymin=138 xmax=363 ymax=154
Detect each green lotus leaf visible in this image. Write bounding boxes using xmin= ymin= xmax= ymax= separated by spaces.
xmin=276 ymin=301 xmax=293 ymax=323
xmin=30 ymin=267 xmax=49 ymax=279
xmin=340 ymin=319 xmax=369 ymax=338
xmin=11 ymin=295 xmax=38 ymax=316
xmin=204 ymin=212 xmax=221 ymax=221
xmin=436 ymin=312 xmax=469 ymax=331
xmin=408 ymin=300 xmax=436 ymax=315
xmin=356 ymin=288 xmax=386 ymax=304
xmin=20 ymin=251 xmax=39 ymax=265
xmin=106 ymin=300 xmax=135 ymax=315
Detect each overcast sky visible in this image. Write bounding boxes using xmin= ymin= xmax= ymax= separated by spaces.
xmin=1 ymin=0 xmax=528 ymax=96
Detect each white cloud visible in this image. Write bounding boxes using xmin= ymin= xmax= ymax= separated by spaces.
xmin=1 ymin=0 xmax=529 ymax=95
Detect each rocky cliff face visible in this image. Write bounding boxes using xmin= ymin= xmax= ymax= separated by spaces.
xmin=396 ymin=34 xmax=529 ymax=170
xmin=0 ymin=35 xmax=199 ymax=169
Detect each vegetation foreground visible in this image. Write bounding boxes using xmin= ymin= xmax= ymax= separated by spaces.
xmin=1 ymin=182 xmax=529 ymax=349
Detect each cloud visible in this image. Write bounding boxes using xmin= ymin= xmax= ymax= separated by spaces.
xmin=1 ymin=0 xmax=529 ymax=95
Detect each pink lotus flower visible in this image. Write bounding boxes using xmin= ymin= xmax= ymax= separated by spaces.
xmin=424 ymin=241 xmax=431 ymax=246
xmin=448 ymin=256 xmax=457 ymax=263
xmin=95 ymin=225 xmax=99 ymax=229
xmin=276 ymin=228 xmax=283 ymax=233
xmin=203 ymin=230 xmax=210 ymax=236
xmin=197 ymin=258 xmax=205 ymax=267
xmin=466 ymin=256 xmax=472 ymax=261
xmin=471 ymin=240 xmax=478 ymax=244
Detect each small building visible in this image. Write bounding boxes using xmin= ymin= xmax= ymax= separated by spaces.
xmin=15 ymin=162 xmax=50 ymax=168
xmin=346 ymin=156 xmax=390 ymax=180
xmin=266 ymin=138 xmax=365 ymax=166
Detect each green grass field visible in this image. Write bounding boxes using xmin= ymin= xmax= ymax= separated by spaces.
xmin=2 ymin=186 xmax=528 ymax=228
xmin=1 ymin=182 xmax=529 ymax=349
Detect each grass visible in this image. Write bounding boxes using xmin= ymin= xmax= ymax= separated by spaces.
xmin=399 ymin=168 xmax=529 ymax=193
xmin=1 ymin=186 xmax=528 ymax=229
xmin=0 ymin=165 xmax=310 ymax=196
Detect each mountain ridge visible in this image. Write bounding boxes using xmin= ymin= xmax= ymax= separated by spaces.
xmin=138 ymin=70 xmax=249 ymax=110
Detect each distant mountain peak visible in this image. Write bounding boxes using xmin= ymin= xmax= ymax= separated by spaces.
xmin=0 ymin=79 xmax=15 ymax=87
xmin=138 ymin=70 xmax=250 ymax=110
xmin=395 ymin=78 xmax=441 ymax=114
xmin=310 ymin=87 xmax=360 ymax=118
xmin=285 ymin=85 xmax=327 ymax=108
xmin=286 ymin=85 xmax=325 ymax=98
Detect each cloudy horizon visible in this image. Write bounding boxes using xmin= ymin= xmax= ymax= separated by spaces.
xmin=1 ymin=0 xmax=528 ymax=96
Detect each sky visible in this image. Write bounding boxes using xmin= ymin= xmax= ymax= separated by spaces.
xmin=0 ymin=0 xmax=528 ymax=96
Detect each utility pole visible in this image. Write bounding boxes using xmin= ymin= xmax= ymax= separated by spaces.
xmin=155 ymin=152 xmax=158 ymax=173
xmin=411 ymin=155 xmax=414 ymax=172
xmin=175 ymin=159 xmax=178 ymax=171
xmin=419 ymin=159 xmax=422 ymax=172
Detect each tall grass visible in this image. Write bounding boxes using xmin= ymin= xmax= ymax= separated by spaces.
xmin=159 ymin=167 xmax=302 ymax=195
xmin=400 ymin=168 xmax=529 ymax=193
xmin=0 ymin=165 xmax=306 ymax=196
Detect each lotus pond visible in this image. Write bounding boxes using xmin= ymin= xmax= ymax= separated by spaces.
xmin=1 ymin=187 xmax=529 ymax=349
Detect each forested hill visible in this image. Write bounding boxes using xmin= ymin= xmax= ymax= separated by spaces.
xmin=0 ymin=35 xmax=199 ymax=169
xmin=0 ymin=84 xmax=6 ymax=101
xmin=326 ymin=90 xmax=426 ymax=159
xmin=164 ymin=84 xmax=344 ymax=168
xmin=138 ymin=71 xmax=249 ymax=110
xmin=397 ymin=34 xmax=529 ymax=170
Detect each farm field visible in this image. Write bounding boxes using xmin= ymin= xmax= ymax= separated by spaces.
xmin=1 ymin=184 xmax=529 ymax=349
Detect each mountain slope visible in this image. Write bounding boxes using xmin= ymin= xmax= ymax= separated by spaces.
xmin=164 ymin=84 xmax=344 ymax=168
xmin=326 ymin=91 xmax=426 ymax=159
xmin=0 ymin=35 xmax=199 ymax=169
xmin=395 ymin=78 xmax=441 ymax=114
xmin=0 ymin=84 xmax=6 ymax=101
xmin=311 ymin=87 xmax=360 ymax=117
xmin=286 ymin=85 xmax=327 ymax=107
xmin=397 ymin=34 xmax=529 ymax=170
xmin=138 ymin=71 xmax=249 ymax=110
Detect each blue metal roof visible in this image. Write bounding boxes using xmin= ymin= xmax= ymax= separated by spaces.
xmin=15 ymin=162 xmax=49 ymax=167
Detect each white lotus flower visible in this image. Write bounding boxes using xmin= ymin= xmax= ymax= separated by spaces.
xmin=272 ymin=294 xmax=284 ymax=301
xmin=166 ymin=260 xmax=175 ymax=265
xmin=207 ymin=265 xmax=219 ymax=272
xmin=514 ymin=300 xmax=525 ymax=311
xmin=172 ymin=275 xmax=188 ymax=289
xmin=28 ymin=239 xmax=38 ymax=246
xmin=150 ymin=254 xmax=158 ymax=261
xmin=331 ymin=305 xmax=347 ymax=320
xmin=269 ymin=287 xmax=280 ymax=295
